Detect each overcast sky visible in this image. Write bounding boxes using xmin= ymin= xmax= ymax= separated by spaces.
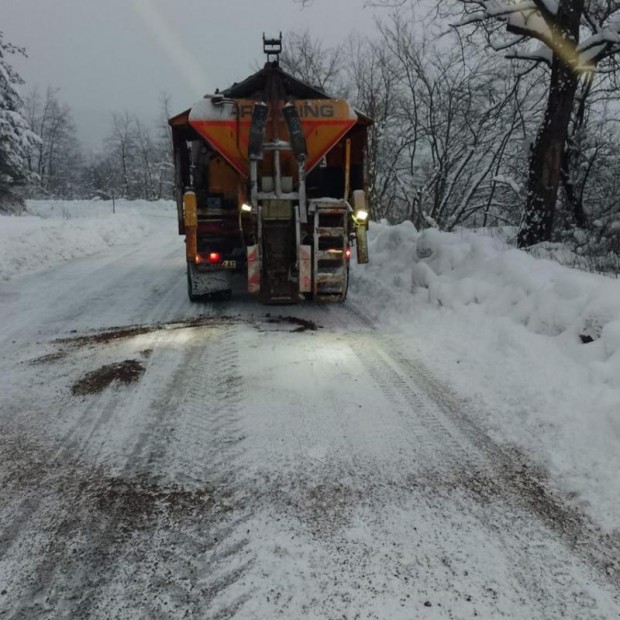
xmin=2 ymin=0 xmax=381 ymax=149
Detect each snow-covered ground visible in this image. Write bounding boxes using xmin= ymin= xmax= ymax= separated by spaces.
xmin=351 ymin=221 xmax=620 ymax=531
xmin=0 ymin=199 xmax=169 ymax=281
xmin=1 ymin=200 xmax=619 ymax=618
xmin=2 ymin=201 xmax=619 ymax=530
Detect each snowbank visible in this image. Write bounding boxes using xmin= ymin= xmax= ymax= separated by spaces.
xmin=417 ymin=228 xmax=620 ymax=381
xmin=351 ymin=221 xmax=620 ymax=530
xmin=0 ymin=199 xmax=174 ymax=281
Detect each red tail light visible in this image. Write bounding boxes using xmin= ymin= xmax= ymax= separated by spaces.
xmin=345 ymin=247 xmax=352 ymax=260
xmin=208 ymin=252 xmax=222 ymax=264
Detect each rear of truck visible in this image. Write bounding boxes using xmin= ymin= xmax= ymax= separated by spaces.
xmin=169 ymin=36 xmax=371 ymax=304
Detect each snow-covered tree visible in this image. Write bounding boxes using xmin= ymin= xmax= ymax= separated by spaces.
xmin=447 ymin=0 xmax=620 ymax=246
xmin=281 ymin=24 xmax=534 ymax=228
xmin=95 ymin=107 xmax=173 ymax=201
xmin=297 ymin=0 xmax=620 ymax=252
xmin=0 ymin=32 xmax=38 ymax=213
xmin=24 ymin=86 xmax=82 ymax=199
xmin=155 ymin=92 xmax=175 ymax=200
xmin=281 ymin=31 xmax=397 ymax=218
xmin=345 ymin=33 xmax=411 ymax=222
xmin=280 ymin=30 xmax=350 ymax=97
xmin=342 ymin=13 xmax=539 ymax=229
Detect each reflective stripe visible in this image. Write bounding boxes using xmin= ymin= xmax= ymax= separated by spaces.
xmin=247 ymin=244 xmax=260 ymax=293
xmin=299 ymin=245 xmax=312 ymax=293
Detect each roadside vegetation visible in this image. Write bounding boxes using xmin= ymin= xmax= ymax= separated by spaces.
xmin=2 ymin=0 xmax=620 ymax=271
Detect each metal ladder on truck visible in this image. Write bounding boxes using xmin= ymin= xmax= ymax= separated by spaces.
xmin=312 ymin=201 xmax=350 ymax=302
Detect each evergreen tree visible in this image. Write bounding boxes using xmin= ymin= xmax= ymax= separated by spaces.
xmin=0 ymin=32 xmax=38 ymax=212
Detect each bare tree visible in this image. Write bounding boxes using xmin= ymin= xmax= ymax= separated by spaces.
xmin=134 ymin=117 xmax=156 ymax=199
xmin=24 ymin=86 xmax=81 ymax=198
xmin=280 ymin=30 xmax=349 ymax=96
xmin=374 ymin=13 xmax=537 ymax=229
xmin=346 ymin=35 xmax=410 ymax=220
xmin=100 ymin=105 xmax=174 ymax=201
xmin=155 ymin=91 xmax=175 ymax=200
xmin=448 ymin=0 xmax=620 ymax=245
xmin=107 ymin=112 xmax=138 ymax=198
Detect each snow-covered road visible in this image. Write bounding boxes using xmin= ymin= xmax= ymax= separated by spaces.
xmin=0 ymin=207 xmax=619 ymax=619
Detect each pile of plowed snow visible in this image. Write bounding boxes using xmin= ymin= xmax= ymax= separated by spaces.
xmin=0 ymin=199 xmax=174 ymax=281
xmin=353 ymin=221 xmax=620 ymax=385
xmin=351 ymin=221 xmax=620 ymax=530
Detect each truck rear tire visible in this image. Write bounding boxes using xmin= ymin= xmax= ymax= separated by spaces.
xmin=215 ymin=289 xmax=233 ymax=301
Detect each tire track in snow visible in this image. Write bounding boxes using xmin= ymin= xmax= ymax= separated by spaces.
xmin=382 ymin=337 xmax=620 ymax=585
xmin=0 ymin=234 xmax=181 ymax=351
xmin=336 ymin=302 xmax=620 ymax=600
xmin=0 ymin=223 xmax=254 ymax=617
xmin=0 ymin=326 xmax=249 ymax=618
xmin=357 ymin=337 xmax=618 ymax=613
xmin=167 ymin=305 xmax=613 ymax=618
xmin=0 ymin=352 xmax=149 ymax=588
xmin=341 ymin=301 xmax=619 ymax=530
xmin=66 ymin=323 xmax=255 ymax=619
xmin=323 ymin=302 xmax=483 ymax=474
xmin=0 ymin=328 xmax=199 ymax=618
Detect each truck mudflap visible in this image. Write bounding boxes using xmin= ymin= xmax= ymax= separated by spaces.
xmin=188 ymin=263 xmax=232 ymax=298
xmin=355 ymin=225 xmax=369 ymax=264
xmin=299 ymin=245 xmax=312 ymax=293
xmin=247 ymin=244 xmax=260 ymax=293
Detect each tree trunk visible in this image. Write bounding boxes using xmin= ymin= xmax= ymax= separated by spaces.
xmin=560 ymin=156 xmax=587 ymax=228
xmin=560 ymin=73 xmax=591 ymax=229
xmin=517 ymin=63 xmax=578 ymax=247
xmin=517 ymin=0 xmax=584 ymax=248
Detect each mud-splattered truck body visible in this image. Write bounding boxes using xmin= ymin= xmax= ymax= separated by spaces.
xmin=169 ymin=36 xmax=372 ymax=303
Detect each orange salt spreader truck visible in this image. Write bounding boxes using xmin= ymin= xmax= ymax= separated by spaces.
xmin=169 ymin=35 xmax=372 ymax=303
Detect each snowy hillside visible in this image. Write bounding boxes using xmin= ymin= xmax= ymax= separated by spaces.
xmin=0 ymin=199 xmax=174 ymax=281
xmin=351 ymin=221 xmax=620 ymax=530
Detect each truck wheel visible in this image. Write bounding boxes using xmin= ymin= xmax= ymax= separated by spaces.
xmin=217 ymin=289 xmax=233 ymax=301
xmin=206 ymin=289 xmax=232 ymax=302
